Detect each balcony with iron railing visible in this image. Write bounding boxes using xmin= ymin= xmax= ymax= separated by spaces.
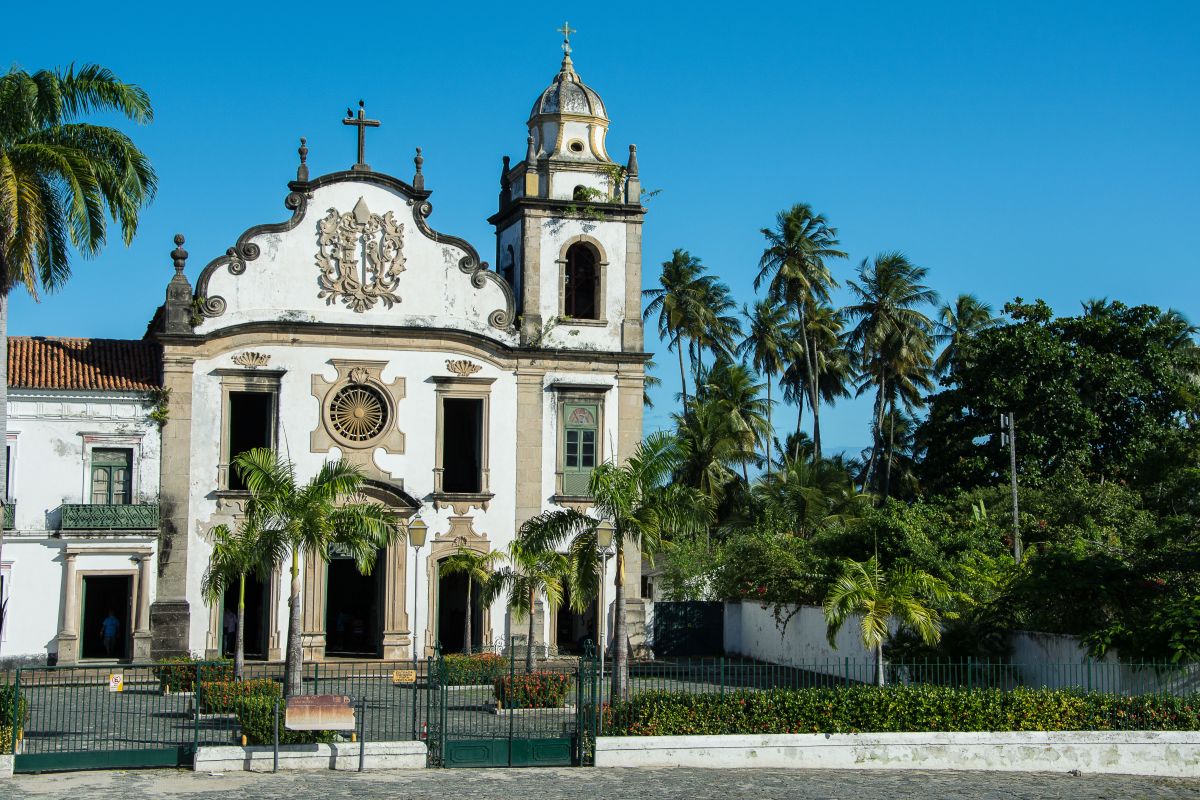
xmin=59 ymin=503 xmax=160 ymax=531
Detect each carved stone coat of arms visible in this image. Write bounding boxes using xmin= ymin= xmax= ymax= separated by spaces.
xmin=316 ymin=196 xmax=405 ymax=312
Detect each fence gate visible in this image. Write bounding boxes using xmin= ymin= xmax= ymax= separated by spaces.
xmin=437 ymin=644 xmax=598 ymax=768
xmin=10 ymin=663 xmax=202 ymax=773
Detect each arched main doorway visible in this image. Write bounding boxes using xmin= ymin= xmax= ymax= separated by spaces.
xmin=324 ymin=547 xmax=385 ymax=658
xmin=437 ymin=564 xmax=484 ymax=654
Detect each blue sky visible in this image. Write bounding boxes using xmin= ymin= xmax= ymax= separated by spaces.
xmin=8 ymin=1 xmax=1199 ymax=455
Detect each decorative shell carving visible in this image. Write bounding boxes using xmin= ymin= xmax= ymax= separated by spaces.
xmin=348 ymin=367 xmax=371 ymax=384
xmin=445 ymin=359 xmax=482 ymax=377
xmin=232 ymin=351 xmax=270 ymax=368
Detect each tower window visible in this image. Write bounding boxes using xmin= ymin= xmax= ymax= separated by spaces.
xmin=501 ymin=245 xmax=516 ymax=287
xmin=563 ymin=243 xmax=599 ymax=320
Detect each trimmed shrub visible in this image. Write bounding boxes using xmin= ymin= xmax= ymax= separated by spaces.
xmin=0 ymin=684 xmax=25 ymax=753
xmin=153 ymin=656 xmax=233 ymax=693
xmin=237 ymin=696 xmax=337 ymax=746
xmin=198 ymin=679 xmax=281 ymax=714
xmin=444 ymin=653 xmax=508 ymax=686
xmin=604 ymin=686 xmax=1200 ymax=736
xmin=494 ymin=672 xmax=570 ymax=709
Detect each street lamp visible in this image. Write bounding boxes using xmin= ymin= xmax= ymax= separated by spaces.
xmin=407 ymin=516 xmax=427 ymax=663
xmin=595 ymin=520 xmax=615 ymax=679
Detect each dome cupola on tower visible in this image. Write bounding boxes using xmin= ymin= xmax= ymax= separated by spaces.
xmin=527 ymin=24 xmax=612 ymax=164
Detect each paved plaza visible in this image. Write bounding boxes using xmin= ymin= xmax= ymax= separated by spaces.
xmin=5 ymin=767 xmax=1200 ymax=799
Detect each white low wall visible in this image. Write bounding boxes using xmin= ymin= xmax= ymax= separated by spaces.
xmin=194 ymin=740 xmax=426 ymax=772
xmin=723 ymin=601 xmax=876 ymax=678
xmin=596 ymin=731 xmax=1200 ymax=777
xmin=0 ymin=753 xmax=12 ymax=779
xmin=1012 ymin=631 xmax=1200 ymax=694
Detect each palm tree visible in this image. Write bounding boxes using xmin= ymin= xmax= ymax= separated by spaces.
xmin=737 ymin=300 xmax=795 ymax=475
xmin=642 ymin=357 xmax=662 ymax=408
xmin=934 ymin=294 xmax=999 ymax=375
xmin=749 ymin=456 xmax=870 ymax=538
xmin=689 ymin=276 xmax=741 ymax=378
xmin=519 ymin=432 xmax=712 ymax=698
xmin=438 ymin=545 xmax=504 ymax=654
xmin=232 ymin=448 xmax=401 ymax=697
xmin=781 ymin=303 xmax=852 ymax=457
xmin=201 ymin=512 xmax=269 ymax=679
xmin=483 ymin=538 xmax=568 ymax=673
xmin=672 ymin=395 xmax=743 ymax=502
xmin=844 ymin=253 xmax=938 ymax=490
xmin=0 ymin=65 xmax=156 ymax=603
xmin=696 ymin=359 xmax=770 ymax=483
xmin=756 ymin=204 xmax=847 ymax=458
xmin=823 ymin=556 xmax=950 ymax=686
xmin=642 ymin=250 xmax=707 ymax=409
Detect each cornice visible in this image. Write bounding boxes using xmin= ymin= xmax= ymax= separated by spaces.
xmin=488 ymin=196 xmax=646 ymax=228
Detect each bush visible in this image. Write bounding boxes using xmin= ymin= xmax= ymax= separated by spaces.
xmin=152 ymin=656 xmax=233 ymax=693
xmin=199 ymin=679 xmax=281 ymax=714
xmin=494 ymin=672 xmax=570 ymax=709
xmin=0 ymin=684 xmax=25 ymax=753
xmin=444 ymin=653 xmax=508 ymax=686
xmin=236 ymin=696 xmax=337 ymax=746
xmin=604 ymin=686 xmax=1200 ymax=736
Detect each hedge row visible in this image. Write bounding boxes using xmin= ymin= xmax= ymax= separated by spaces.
xmin=198 ymin=679 xmax=281 ymax=714
xmin=604 ymin=686 xmax=1200 ymax=736
xmin=0 ymin=684 xmax=24 ymax=753
xmin=494 ymin=672 xmax=570 ymax=709
xmin=152 ymin=657 xmax=233 ymax=693
xmin=444 ymin=653 xmax=508 ymax=686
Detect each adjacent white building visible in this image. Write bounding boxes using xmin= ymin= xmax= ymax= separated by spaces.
xmin=1 ymin=42 xmax=648 ymax=665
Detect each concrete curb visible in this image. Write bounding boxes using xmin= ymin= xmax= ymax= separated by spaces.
xmin=0 ymin=754 xmax=13 ymax=779
xmin=194 ymin=740 xmax=427 ymax=772
xmin=595 ymin=731 xmax=1200 ymax=777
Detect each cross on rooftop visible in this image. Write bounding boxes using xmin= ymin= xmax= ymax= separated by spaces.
xmin=343 ymin=100 xmax=380 ymax=172
xmin=557 ymin=21 xmax=576 ymax=54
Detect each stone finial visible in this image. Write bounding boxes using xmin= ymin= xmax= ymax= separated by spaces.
xmin=413 ymin=147 xmax=425 ymax=191
xmin=625 ymin=145 xmax=642 ymax=205
xmin=171 ymin=234 xmax=188 ymax=274
xmin=297 ymin=137 xmax=309 ymax=182
xmin=501 ymin=155 xmax=510 ymax=185
xmin=525 ymin=135 xmax=537 ymax=166
xmin=627 ymin=144 xmax=639 ymax=177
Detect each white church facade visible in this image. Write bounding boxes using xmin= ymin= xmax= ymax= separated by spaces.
xmin=1 ymin=42 xmax=648 ymax=665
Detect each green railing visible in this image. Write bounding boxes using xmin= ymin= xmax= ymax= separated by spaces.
xmin=60 ymin=503 xmax=159 ymax=530
xmin=2 ymin=502 xmax=13 ymax=530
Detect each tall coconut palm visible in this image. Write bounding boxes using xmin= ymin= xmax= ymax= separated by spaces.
xmin=737 ymin=300 xmax=795 ymax=475
xmin=823 ymin=556 xmax=950 ymax=686
xmin=642 ymin=250 xmax=708 ymax=409
xmin=783 ymin=303 xmax=852 ymax=457
xmin=689 ymin=276 xmax=742 ymax=378
xmin=844 ymin=253 xmax=937 ymax=489
xmin=672 ymin=396 xmax=743 ymax=502
xmin=438 ymin=545 xmax=504 ymax=654
xmin=0 ymin=65 xmax=156 ymax=615
xmin=232 ymin=448 xmax=401 ymax=697
xmin=934 ymin=294 xmax=999 ymax=376
xmin=201 ymin=511 xmax=269 ymax=679
xmin=483 ymin=537 xmax=568 ymax=673
xmin=642 ymin=357 xmax=662 ymax=408
xmin=756 ymin=204 xmax=847 ymax=458
xmin=696 ymin=359 xmax=770 ymax=483
xmin=519 ymin=432 xmax=712 ymax=698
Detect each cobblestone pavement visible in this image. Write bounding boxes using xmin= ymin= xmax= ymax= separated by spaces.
xmin=6 ymin=768 xmax=1200 ymax=799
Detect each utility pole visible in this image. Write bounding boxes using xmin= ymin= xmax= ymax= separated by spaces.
xmin=1000 ymin=412 xmax=1021 ymax=562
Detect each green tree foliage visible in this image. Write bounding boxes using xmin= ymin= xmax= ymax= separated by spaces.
xmin=201 ymin=512 xmax=270 ymax=679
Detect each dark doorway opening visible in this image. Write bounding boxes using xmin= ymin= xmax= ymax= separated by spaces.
xmin=80 ymin=575 xmax=132 ymax=660
xmin=554 ymin=585 xmax=597 ymax=655
xmin=325 ymin=553 xmax=383 ymax=658
xmin=438 ymin=565 xmax=484 ymax=654
xmin=221 ymin=574 xmax=269 ymax=660
xmin=228 ymin=392 xmax=273 ymax=491
xmin=442 ymin=398 xmax=483 ymax=493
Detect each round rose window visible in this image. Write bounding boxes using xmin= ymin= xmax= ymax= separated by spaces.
xmin=329 ymin=384 xmax=389 ymax=443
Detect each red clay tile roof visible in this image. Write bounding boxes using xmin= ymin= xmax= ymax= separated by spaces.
xmin=8 ymin=337 xmax=162 ymax=391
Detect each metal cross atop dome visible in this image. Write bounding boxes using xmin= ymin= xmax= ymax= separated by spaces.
xmin=343 ymin=100 xmax=380 ymax=172
xmin=557 ymin=21 xmax=576 ymax=55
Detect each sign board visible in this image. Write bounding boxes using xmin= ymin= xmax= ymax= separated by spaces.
xmin=285 ymin=694 xmax=356 ymax=731
xmin=392 ymin=669 xmax=417 ymax=685
xmin=107 ymin=673 xmax=124 ymax=693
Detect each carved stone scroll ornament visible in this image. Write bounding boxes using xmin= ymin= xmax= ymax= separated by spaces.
xmin=445 ymin=359 xmax=482 ymax=377
xmin=232 ymin=352 xmax=271 ymax=368
xmin=316 ymin=196 xmax=405 ymax=312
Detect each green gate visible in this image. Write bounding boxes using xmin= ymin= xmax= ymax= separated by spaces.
xmin=436 ymin=643 xmax=598 ymax=768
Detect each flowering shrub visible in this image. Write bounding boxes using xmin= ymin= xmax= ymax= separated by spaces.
xmin=198 ymin=678 xmax=281 ymax=714
xmin=444 ymin=653 xmax=508 ymax=686
xmin=152 ymin=656 xmax=233 ymax=693
xmin=494 ymin=671 xmax=570 ymax=709
xmin=604 ymin=686 xmax=1200 ymax=736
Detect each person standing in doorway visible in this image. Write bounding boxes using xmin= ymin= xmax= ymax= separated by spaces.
xmin=101 ymin=610 xmax=121 ymax=658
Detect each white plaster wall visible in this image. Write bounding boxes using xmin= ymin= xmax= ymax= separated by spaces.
xmin=195 ymin=181 xmax=516 ymax=347
xmin=724 ymin=601 xmax=876 ymax=679
xmin=2 ymin=390 xmax=160 ymax=660
xmin=535 ymin=217 xmax=626 ymax=352
xmin=1011 ymin=631 xmax=1200 ymax=694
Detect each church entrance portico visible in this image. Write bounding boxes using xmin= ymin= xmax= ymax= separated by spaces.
xmin=325 ymin=548 xmax=384 ymax=658
xmin=437 ymin=567 xmax=484 ymax=654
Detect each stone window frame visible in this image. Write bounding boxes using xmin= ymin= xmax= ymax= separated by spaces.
xmin=550 ymin=382 xmax=610 ymax=503
xmin=431 ymin=376 xmax=496 ymax=507
xmin=214 ymin=368 xmax=285 ymax=494
xmin=556 ymin=236 xmax=608 ymax=326
xmin=78 ymin=432 xmax=146 ymax=506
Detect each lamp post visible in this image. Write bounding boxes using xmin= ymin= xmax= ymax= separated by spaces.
xmin=596 ymin=520 xmax=615 ymax=680
xmin=407 ymin=516 xmax=427 ymax=663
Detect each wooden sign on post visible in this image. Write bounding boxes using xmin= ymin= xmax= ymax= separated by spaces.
xmin=285 ymin=694 xmax=356 ymax=731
